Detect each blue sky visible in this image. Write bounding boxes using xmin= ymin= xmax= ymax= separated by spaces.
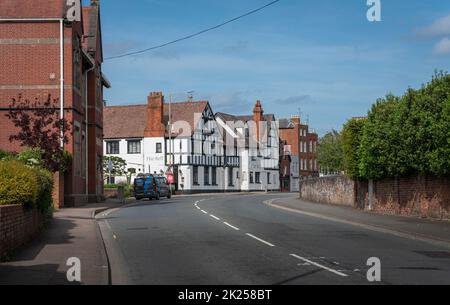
xmin=87 ymin=0 xmax=450 ymax=135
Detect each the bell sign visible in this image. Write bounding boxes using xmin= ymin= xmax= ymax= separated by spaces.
xmin=66 ymin=0 xmax=81 ymax=22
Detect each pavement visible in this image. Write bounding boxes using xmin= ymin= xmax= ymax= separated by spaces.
xmin=0 ymin=200 xmax=126 ymax=285
xmin=96 ymin=193 xmax=450 ymax=285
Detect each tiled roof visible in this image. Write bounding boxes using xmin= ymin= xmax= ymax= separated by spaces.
xmin=279 ymin=118 xmax=294 ymax=129
xmin=104 ymin=101 xmax=209 ymax=139
xmin=216 ymin=112 xmax=275 ymax=123
xmin=0 ymin=0 xmax=66 ymax=18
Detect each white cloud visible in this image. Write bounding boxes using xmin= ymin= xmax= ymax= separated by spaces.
xmin=417 ymin=14 xmax=450 ymax=37
xmin=433 ymin=37 xmax=450 ymax=55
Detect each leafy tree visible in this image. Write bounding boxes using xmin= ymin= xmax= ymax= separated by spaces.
xmin=7 ymin=94 xmax=71 ymax=173
xmin=317 ymin=130 xmax=344 ymax=174
xmin=342 ymin=118 xmax=367 ymax=179
xmin=358 ymin=72 xmax=450 ymax=179
xmin=103 ymin=156 xmax=127 ymax=181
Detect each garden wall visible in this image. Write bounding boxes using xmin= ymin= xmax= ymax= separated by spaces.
xmin=0 ymin=205 xmax=44 ymax=260
xmin=300 ymin=175 xmax=450 ymax=220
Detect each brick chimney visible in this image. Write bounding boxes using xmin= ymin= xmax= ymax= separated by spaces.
xmin=253 ymin=100 xmax=264 ymax=141
xmin=144 ymin=92 xmax=165 ymax=138
xmin=291 ymin=115 xmax=300 ymax=125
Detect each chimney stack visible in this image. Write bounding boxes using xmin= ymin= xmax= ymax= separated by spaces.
xmin=253 ymin=100 xmax=264 ymax=142
xmin=291 ymin=115 xmax=300 ymax=125
xmin=144 ymin=92 xmax=166 ymax=138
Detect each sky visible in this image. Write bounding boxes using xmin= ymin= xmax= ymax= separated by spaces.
xmin=86 ymin=0 xmax=450 ymax=135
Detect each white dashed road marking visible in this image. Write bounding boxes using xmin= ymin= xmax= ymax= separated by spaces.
xmin=290 ymin=254 xmax=348 ymax=277
xmin=246 ymin=233 xmax=275 ymax=247
xmin=210 ymin=214 xmax=221 ymax=221
xmin=223 ymin=222 xmax=240 ymax=231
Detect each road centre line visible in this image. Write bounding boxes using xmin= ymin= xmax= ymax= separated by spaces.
xmin=210 ymin=214 xmax=221 ymax=221
xmin=246 ymin=233 xmax=275 ymax=247
xmin=223 ymin=222 xmax=240 ymax=231
xmin=290 ymin=254 xmax=348 ymax=277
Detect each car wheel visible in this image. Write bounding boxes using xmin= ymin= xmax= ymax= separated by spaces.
xmin=155 ymin=192 xmax=160 ymax=200
xmin=136 ymin=196 xmax=143 ymax=201
xmin=167 ymin=193 xmax=171 ymax=199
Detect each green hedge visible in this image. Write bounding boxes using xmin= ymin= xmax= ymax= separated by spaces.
xmin=0 ymin=160 xmax=38 ymax=207
xmin=0 ymin=160 xmax=54 ymax=212
xmin=34 ymin=167 xmax=54 ymax=213
xmin=342 ymin=118 xmax=367 ymax=179
xmin=358 ymin=72 xmax=450 ymax=179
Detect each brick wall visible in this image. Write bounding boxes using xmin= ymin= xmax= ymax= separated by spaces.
xmin=300 ymin=175 xmax=356 ymax=207
xmin=300 ymin=175 xmax=450 ymax=220
xmin=0 ymin=205 xmax=44 ymax=260
xmin=358 ymin=175 xmax=450 ymax=220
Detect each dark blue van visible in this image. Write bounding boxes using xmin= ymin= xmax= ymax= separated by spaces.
xmin=134 ymin=174 xmax=171 ymax=201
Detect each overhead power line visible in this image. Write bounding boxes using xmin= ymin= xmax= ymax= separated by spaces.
xmin=105 ymin=0 xmax=282 ymax=61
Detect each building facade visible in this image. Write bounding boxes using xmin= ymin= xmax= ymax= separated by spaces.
xmin=104 ymin=94 xmax=280 ymax=193
xmin=279 ymin=116 xmax=318 ymax=192
xmin=0 ymin=0 xmax=110 ymax=206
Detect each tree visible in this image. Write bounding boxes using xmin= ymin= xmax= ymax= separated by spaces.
xmin=317 ymin=130 xmax=344 ymax=174
xmin=103 ymin=156 xmax=127 ymax=183
xmin=358 ymin=71 xmax=450 ymax=179
xmin=7 ymin=94 xmax=71 ymax=173
xmin=342 ymin=118 xmax=367 ymax=179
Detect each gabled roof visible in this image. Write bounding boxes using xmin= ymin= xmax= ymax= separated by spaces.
xmin=278 ymin=118 xmax=295 ymax=129
xmin=216 ymin=112 xmax=275 ymax=123
xmin=104 ymin=101 xmax=209 ymax=139
xmin=0 ymin=0 xmax=66 ymax=18
xmin=82 ymin=4 xmax=103 ymax=61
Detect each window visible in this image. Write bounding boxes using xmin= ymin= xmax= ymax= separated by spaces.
xmin=250 ymin=172 xmax=254 ymax=184
xmin=127 ymin=140 xmax=141 ymax=154
xmin=193 ymin=166 xmax=199 ymax=185
xmin=212 ymin=167 xmax=217 ymax=185
xmin=156 ymin=143 xmax=162 ymax=153
xmin=107 ymin=141 xmax=120 ymax=155
xmin=267 ymin=172 xmax=271 ymax=184
xmin=204 ymin=166 xmax=210 ymax=185
xmin=255 ymin=172 xmax=261 ymax=184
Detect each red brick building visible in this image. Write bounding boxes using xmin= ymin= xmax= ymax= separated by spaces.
xmin=0 ymin=0 xmax=110 ymax=206
xmin=279 ymin=116 xmax=319 ymax=192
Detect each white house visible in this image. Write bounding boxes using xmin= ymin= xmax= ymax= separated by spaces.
xmin=103 ymin=92 xmax=279 ymax=193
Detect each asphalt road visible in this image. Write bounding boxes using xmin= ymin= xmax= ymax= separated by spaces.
xmin=96 ymin=193 xmax=450 ymax=285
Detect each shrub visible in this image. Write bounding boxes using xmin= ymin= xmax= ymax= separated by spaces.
xmin=0 ymin=151 xmax=16 ymax=161
xmin=342 ymin=118 xmax=367 ymax=179
xmin=17 ymin=148 xmax=43 ymax=168
xmin=0 ymin=160 xmax=38 ymax=207
xmin=33 ymin=167 xmax=54 ymax=213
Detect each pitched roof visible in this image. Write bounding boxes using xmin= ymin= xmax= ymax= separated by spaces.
xmin=216 ymin=112 xmax=275 ymax=123
xmin=0 ymin=0 xmax=66 ymax=18
xmin=278 ymin=118 xmax=295 ymax=129
xmin=82 ymin=5 xmax=101 ymax=56
xmin=104 ymin=101 xmax=209 ymax=139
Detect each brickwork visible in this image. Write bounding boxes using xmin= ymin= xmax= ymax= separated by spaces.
xmin=300 ymin=175 xmax=450 ymax=220
xmin=0 ymin=205 xmax=44 ymax=260
xmin=300 ymin=175 xmax=356 ymax=207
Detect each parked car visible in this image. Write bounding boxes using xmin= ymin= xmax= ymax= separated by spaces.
xmin=134 ymin=174 xmax=171 ymax=201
